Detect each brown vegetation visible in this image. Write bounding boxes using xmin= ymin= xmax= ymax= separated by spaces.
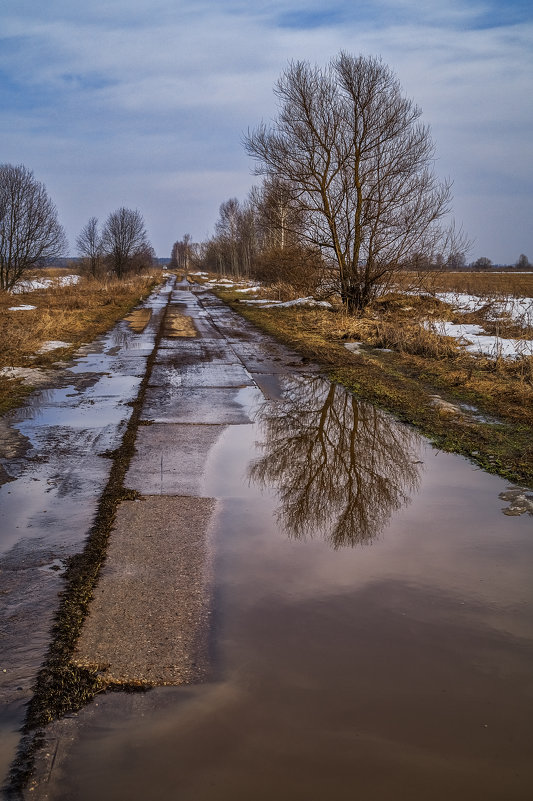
xmin=0 ymin=269 xmax=162 ymax=413
xmin=392 ymin=270 xmax=533 ymax=299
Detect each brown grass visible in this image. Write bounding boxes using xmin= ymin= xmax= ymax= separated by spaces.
xmin=392 ymin=270 xmax=533 ymax=299
xmin=0 ymin=271 xmax=162 ymax=411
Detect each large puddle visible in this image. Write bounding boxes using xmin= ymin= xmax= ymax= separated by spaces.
xmin=30 ymin=374 xmax=533 ymax=800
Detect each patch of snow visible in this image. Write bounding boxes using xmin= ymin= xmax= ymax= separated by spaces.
xmin=243 ymin=296 xmax=332 ymax=309
xmin=12 ymin=274 xmax=80 ymax=294
xmin=435 ymin=292 xmax=533 ymax=326
xmin=435 ymin=321 xmax=532 ymax=360
xmin=8 ymin=304 xmax=37 ymax=311
xmin=344 ymin=342 xmax=362 ymax=353
xmin=242 ymin=299 xmax=282 ymax=305
xmin=235 ymin=286 xmax=261 ymax=293
xmin=0 ymin=366 xmax=51 ymax=386
xmin=190 ymin=271 xmax=208 ymax=276
xmin=37 ymin=340 xmax=72 ymax=353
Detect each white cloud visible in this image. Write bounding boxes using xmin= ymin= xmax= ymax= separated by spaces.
xmin=0 ymin=0 xmax=532 ymax=260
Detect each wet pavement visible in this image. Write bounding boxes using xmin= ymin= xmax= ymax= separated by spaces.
xmin=0 ymin=278 xmax=174 ymax=783
xmin=1 ymin=279 xmax=533 ymax=799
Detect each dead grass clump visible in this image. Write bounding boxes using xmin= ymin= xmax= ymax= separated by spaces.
xmin=266 ymin=281 xmax=304 ymax=302
xmin=368 ymin=320 xmax=461 ymax=359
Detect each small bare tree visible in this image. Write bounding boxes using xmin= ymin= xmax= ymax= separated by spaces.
xmin=171 ymin=233 xmax=192 ymax=276
xmin=0 ymin=163 xmax=67 ymax=291
xmin=76 ymin=216 xmax=102 ymax=277
xmin=101 ymin=207 xmax=151 ymax=278
xmin=245 ymin=53 xmax=466 ymax=311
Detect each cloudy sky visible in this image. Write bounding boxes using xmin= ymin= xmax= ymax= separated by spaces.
xmin=1 ymin=0 xmax=532 ymax=263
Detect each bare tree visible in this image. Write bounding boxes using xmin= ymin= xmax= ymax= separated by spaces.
xmin=249 ymin=375 xmax=421 ymax=547
xmin=101 ymin=207 xmax=151 ymax=278
xmin=245 ymin=53 xmax=466 ymax=311
xmin=446 ymin=251 xmax=467 ymax=270
xmin=250 ymin=177 xmax=306 ymax=253
xmin=215 ymin=198 xmax=242 ymax=276
xmin=516 ymin=254 xmax=530 ymax=270
xmin=472 ymin=256 xmax=492 ymax=270
xmin=171 ymin=233 xmax=193 ymax=276
xmin=0 ymin=163 xmax=67 ymax=291
xmin=76 ymin=216 xmax=102 ymax=277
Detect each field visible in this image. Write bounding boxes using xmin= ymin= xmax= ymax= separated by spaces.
xmin=0 ymin=268 xmax=162 ymax=414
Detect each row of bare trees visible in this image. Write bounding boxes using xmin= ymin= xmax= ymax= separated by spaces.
xmin=194 ymin=52 xmax=471 ymax=311
xmin=196 ymin=179 xmax=325 ymax=295
xmin=76 ymin=208 xmax=154 ymax=278
xmin=0 ymin=162 xmax=155 ymax=290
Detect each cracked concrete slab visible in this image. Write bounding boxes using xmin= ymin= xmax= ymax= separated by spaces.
xmin=141 ymin=386 xmax=254 ymax=424
xmin=74 ymin=495 xmax=216 ymax=686
xmin=126 ymin=423 xmax=226 ymax=495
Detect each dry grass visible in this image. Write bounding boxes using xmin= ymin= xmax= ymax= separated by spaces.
xmin=392 ymin=270 xmax=533 ymax=299
xmin=0 ymin=271 xmax=162 ymax=411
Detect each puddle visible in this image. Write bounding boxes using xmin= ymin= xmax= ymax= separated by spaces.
xmin=0 ymin=280 xmax=175 ymax=779
xmin=29 ymin=375 xmax=533 ymax=801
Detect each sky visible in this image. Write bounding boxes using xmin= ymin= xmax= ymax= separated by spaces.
xmin=1 ymin=0 xmax=532 ymax=263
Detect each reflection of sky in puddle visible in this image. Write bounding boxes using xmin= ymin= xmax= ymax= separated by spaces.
xmin=0 ymin=462 xmax=105 ymax=555
xmin=15 ymin=375 xmax=140 ymax=434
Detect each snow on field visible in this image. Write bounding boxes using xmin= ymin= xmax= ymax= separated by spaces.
xmin=8 ymin=305 xmax=37 ymax=311
xmin=12 ymin=275 xmax=80 ymax=293
xmin=37 ymin=340 xmax=71 ymax=353
xmin=435 ymin=292 xmax=533 ymax=326
xmin=242 ymin=296 xmax=333 ymax=309
xmin=235 ymin=286 xmax=261 ymax=293
xmin=433 ymin=321 xmax=532 ymax=360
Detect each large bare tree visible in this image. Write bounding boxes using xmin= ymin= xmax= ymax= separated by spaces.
xmin=245 ymin=53 xmax=463 ymax=311
xmin=101 ymin=207 xmax=151 ymax=278
xmin=0 ymin=164 xmax=67 ymax=291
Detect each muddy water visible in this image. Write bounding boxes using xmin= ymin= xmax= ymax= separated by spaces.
xmin=0 ymin=279 xmax=174 ymax=784
xmin=35 ymin=374 xmax=533 ymax=800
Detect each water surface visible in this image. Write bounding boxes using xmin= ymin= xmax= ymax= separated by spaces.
xmin=37 ymin=375 xmax=533 ymax=800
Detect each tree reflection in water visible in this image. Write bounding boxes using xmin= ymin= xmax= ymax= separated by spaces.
xmin=249 ymin=376 xmax=423 ymax=548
